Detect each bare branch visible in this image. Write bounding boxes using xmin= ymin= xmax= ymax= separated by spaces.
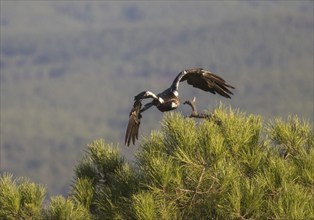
xmin=183 ymin=98 xmax=222 ymax=124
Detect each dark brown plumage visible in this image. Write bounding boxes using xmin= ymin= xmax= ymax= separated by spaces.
xmin=125 ymin=68 xmax=235 ymax=146
xmin=179 ymin=68 xmax=234 ymax=98
xmin=124 ymin=100 xmax=142 ymax=146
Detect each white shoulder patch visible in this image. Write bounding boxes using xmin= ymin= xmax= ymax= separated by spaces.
xmin=173 ymin=90 xmax=179 ymax=97
xmin=171 ymin=102 xmax=178 ymax=109
xmin=145 ymin=91 xmax=155 ymax=97
xmin=158 ymin=97 xmax=165 ymax=104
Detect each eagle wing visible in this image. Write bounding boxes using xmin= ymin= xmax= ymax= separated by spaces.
xmin=125 ymin=91 xmax=160 ymax=146
xmin=179 ymin=68 xmax=235 ymax=98
xmin=125 ymin=99 xmax=142 ymax=146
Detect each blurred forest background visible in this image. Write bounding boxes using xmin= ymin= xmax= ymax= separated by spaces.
xmin=1 ymin=1 xmax=313 ymax=198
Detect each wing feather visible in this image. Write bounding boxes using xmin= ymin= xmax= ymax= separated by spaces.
xmin=180 ymin=68 xmax=235 ymax=98
xmin=125 ymin=90 xmax=159 ymax=146
xmin=125 ymin=100 xmax=142 ymax=146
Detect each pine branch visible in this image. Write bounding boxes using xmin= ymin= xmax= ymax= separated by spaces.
xmin=183 ymin=97 xmax=211 ymax=119
xmin=183 ymin=97 xmax=222 ymax=124
xmin=191 ymin=166 xmax=206 ymax=202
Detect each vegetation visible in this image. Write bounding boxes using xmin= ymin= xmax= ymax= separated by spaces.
xmin=0 ymin=173 xmax=46 ymax=219
xmin=1 ymin=106 xmax=313 ymax=219
xmin=1 ymin=1 xmax=313 ymax=197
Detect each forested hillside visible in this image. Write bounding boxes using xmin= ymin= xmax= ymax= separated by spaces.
xmin=1 ymin=1 xmax=313 ymax=197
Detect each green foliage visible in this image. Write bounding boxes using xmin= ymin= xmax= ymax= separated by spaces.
xmin=138 ymin=107 xmax=312 ymax=219
xmin=1 ymin=106 xmax=313 ymax=219
xmin=69 ymin=106 xmax=313 ymax=219
xmin=132 ymin=192 xmax=156 ymax=220
xmin=135 ymin=107 xmax=268 ymax=219
xmin=71 ymin=139 xmax=138 ymax=219
xmin=0 ymin=173 xmax=45 ymax=220
xmin=0 ymin=173 xmax=90 ymax=220
xmin=70 ymin=177 xmax=94 ymax=210
xmin=0 ymin=173 xmax=20 ymax=219
xmin=268 ymin=116 xmax=313 ymax=157
xmin=43 ymin=195 xmax=90 ymax=220
xmin=18 ymin=178 xmax=46 ymax=219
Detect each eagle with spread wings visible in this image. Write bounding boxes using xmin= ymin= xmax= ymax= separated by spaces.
xmin=125 ymin=68 xmax=235 ymax=146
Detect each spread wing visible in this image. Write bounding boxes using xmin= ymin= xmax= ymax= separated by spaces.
xmin=125 ymin=91 xmax=159 ymax=146
xmin=125 ymin=99 xmax=142 ymax=146
xmin=174 ymin=68 xmax=235 ymax=98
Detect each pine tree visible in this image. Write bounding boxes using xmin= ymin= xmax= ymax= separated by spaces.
xmin=1 ymin=105 xmax=313 ymax=219
xmin=70 ymin=105 xmax=313 ymax=219
xmin=43 ymin=195 xmax=90 ymax=220
xmin=0 ymin=173 xmax=45 ymax=219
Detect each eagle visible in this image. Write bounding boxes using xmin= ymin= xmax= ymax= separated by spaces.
xmin=125 ymin=68 xmax=235 ymax=146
